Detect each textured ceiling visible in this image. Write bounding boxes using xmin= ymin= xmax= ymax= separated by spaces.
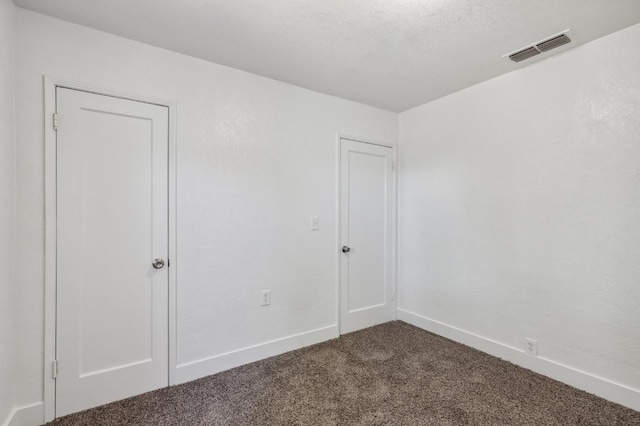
xmin=13 ymin=0 xmax=640 ymax=112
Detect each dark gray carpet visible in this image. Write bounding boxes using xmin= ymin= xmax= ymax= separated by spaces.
xmin=49 ymin=321 xmax=640 ymax=425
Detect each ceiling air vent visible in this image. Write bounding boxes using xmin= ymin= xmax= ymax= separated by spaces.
xmin=536 ymin=33 xmax=571 ymax=52
xmin=509 ymin=47 xmax=541 ymax=63
xmin=504 ymin=30 xmax=571 ymax=63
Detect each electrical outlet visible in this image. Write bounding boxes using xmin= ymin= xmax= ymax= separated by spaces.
xmin=525 ymin=338 xmax=537 ymax=356
xmin=261 ymin=290 xmax=271 ymax=306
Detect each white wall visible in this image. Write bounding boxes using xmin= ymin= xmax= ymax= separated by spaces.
xmin=12 ymin=3 xmax=640 ymax=419
xmin=14 ymin=8 xmax=398 ymax=411
xmin=0 ymin=0 xmax=16 ymax=423
xmin=398 ymin=23 xmax=640 ymax=408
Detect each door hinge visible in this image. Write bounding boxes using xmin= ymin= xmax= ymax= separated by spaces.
xmin=392 ymin=161 xmax=397 ymax=172
xmin=53 ymin=113 xmax=59 ymax=131
xmin=52 ymin=360 xmax=58 ymax=379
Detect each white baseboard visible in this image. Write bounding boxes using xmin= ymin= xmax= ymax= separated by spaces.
xmin=3 ymin=403 xmax=43 ymax=426
xmin=0 ymin=326 xmax=338 ymax=426
xmin=397 ymin=309 xmax=640 ymax=412
xmin=176 ymin=325 xmax=339 ymax=384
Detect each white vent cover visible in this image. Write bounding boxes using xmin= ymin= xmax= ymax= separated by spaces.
xmin=504 ymin=30 xmax=572 ymax=63
xmin=509 ymin=47 xmax=540 ymax=62
xmin=536 ymin=34 xmax=571 ymax=52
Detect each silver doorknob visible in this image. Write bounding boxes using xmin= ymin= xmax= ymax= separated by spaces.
xmin=342 ymin=246 xmax=351 ymax=253
xmin=152 ymin=258 xmax=165 ymax=269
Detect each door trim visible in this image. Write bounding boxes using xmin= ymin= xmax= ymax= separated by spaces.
xmin=43 ymin=76 xmax=178 ymax=422
xmin=335 ymin=134 xmax=398 ymax=335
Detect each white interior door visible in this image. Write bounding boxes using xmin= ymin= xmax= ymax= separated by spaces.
xmin=56 ymin=88 xmax=169 ymax=417
xmin=340 ymin=138 xmax=394 ymax=334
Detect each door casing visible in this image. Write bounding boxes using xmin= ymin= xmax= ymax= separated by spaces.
xmin=43 ymin=76 xmax=178 ymax=422
xmin=335 ymin=134 xmax=398 ymax=335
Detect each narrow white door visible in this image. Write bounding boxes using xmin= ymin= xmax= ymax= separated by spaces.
xmin=340 ymin=139 xmax=394 ymax=334
xmin=56 ymin=88 xmax=169 ymax=417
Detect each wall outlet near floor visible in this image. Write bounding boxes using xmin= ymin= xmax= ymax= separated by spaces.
xmin=525 ymin=338 xmax=538 ymax=356
xmin=261 ymin=290 xmax=271 ymax=306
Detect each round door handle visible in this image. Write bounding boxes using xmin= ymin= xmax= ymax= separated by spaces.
xmin=152 ymin=258 xmax=165 ymax=269
xmin=342 ymin=246 xmax=351 ymax=253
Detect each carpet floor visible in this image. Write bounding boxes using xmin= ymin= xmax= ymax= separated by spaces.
xmin=49 ymin=321 xmax=640 ymax=425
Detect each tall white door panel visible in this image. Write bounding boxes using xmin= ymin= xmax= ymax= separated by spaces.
xmin=56 ymin=88 xmax=169 ymax=416
xmin=340 ymin=139 xmax=394 ymax=334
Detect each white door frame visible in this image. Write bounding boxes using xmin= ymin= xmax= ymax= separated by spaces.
xmin=335 ymin=134 xmax=398 ymax=335
xmin=43 ymin=76 xmax=178 ymax=422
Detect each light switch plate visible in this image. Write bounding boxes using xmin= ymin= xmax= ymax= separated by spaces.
xmin=311 ymin=216 xmax=320 ymax=230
